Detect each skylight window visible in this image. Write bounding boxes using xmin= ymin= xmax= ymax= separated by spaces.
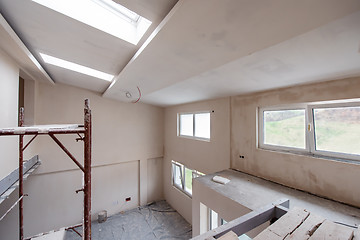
xmin=40 ymin=53 xmax=114 ymax=81
xmin=32 ymin=0 xmax=151 ymax=45
xmin=93 ymin=0 xmax=140 ymax=24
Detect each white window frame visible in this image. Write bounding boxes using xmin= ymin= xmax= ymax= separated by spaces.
xmin=259 ymin=100 xmax=360 ymax=162
xmin=172 ymin=162 xmax=183 ymax=190
xmin=308 ymin=101 xmax=360 ymax=161
xmin=178 ymin=111 xmax=211 ymax=141
xmin=171 ymin=160 xmax=204 ymax=198
xmin=259 ymin=104 xmax=309 ymax=154
xmin=208 ymin=208 xmax=220 ymax=231
xmin=184 ymin=166 xmax=193 ymax=195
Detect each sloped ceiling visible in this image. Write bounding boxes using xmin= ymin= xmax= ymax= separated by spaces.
xmin=1 ymin=0 xmax=360 ymax=106
xmin=0 ymin=0 xmax=177 ymax=92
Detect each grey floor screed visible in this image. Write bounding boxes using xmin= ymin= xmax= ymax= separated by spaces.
xmin=65 ymin=201 xmax=192 ymax=240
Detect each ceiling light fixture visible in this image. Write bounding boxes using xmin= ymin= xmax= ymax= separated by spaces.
xmin=40 ymin=53 xmax=114 ymax=81
xmin=125 ymin=91 xmax=132 ymax=98
xmin=32 ymin=0 xmax=151 ymax=45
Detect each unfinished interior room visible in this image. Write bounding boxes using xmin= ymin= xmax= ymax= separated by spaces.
xmin=1 ymin=0 xmax=360 ymax=239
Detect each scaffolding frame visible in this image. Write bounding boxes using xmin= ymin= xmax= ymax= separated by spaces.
xmin=0 ymin=99 xmax=92 ymax=240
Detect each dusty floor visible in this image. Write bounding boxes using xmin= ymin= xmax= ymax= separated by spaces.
xmin=63 ymin=200 xmax=192 ymax=240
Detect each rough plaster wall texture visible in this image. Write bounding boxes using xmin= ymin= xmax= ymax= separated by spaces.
xmin=23 ymin=79 xmax=36 ymax=126
xmin=0 ymin=189 xmax=19 ymax=239
xmin=27 ymin=82 xmax=164 ymax=172
xmin=192 ymin=179 xmax=265 ymax=237
xmin=6 ymin=82 xmax=165 ymax=238
xmin=19 ymin=161 xmax=140 ymax=238
xmin=147 ymin=157 xmax=164 ymax=203
xmin=192 ymin=179 xmax=251 ymax=223
xmin=230 ymin=76 xmax=360 ymax=208
xmin=163 ymin=158 xmax=193 ymax=224
xmin=164 ymin=97 xmax=231 ymax=173
xmin=163 ymin=97 xmax=231 ymax=224
xmin=0 ymin=49 xmax=19 ymax=180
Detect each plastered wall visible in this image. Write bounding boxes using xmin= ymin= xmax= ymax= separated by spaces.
xmin=0 ymin=81 xmax=165 ymax=239
xmin=231 ymin=76 xmax=360 ymax=208
xmin=0 ymin=49 xmax=20 ymax=238
xmin=163 ymin=97 xmax=231 ymax=223
xmin=192 ymin=178 xmax=266 ymax=238
xmin=192 ymin=179 xmax=251 ymax=236
xmin=0 ymin=49 xmax=19 ymax=180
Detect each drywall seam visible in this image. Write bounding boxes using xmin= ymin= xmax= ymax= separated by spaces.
xmin=30 ymin=158 xmax=154 ymax=176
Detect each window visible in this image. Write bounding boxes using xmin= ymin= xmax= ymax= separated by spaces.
xmin=40 ymin=53 xmax=114 ymax=81
xmin=171 ymin=160 xmax=204 ymax=197
xmin=179 ymin=114 xmax=193 ymax=137
xmin=263 ymin=109 xmax=306 ymax=150
xmin=32 ymin=0 xmax=151 ymax=45
xmin=184 ymin=167 xmax=193 ymax=194
xmin=259 ymin=100 xmax=360 ymax=161
xmin=209 ymin=209 xmax=219 ymax=230
xmin=311 ymin=104 xmax=360 ymax=158
xmin=172 ymin=163 xmax=183 ymax=189
xmin=178 ymin=112 xmax=210 ymax=140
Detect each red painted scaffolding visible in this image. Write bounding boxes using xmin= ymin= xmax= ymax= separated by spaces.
xmin=0 ymin=99 xmax=92 ymax=240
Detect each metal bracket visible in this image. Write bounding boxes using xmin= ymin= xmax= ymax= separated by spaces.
xmin=76 ymin=133 xmax=84 ymax=142
xmin=76 ymin=188 xmax=84 ymax=194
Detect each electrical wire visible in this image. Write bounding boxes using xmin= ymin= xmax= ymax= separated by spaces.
xmin=132 ymin=86 xmax=141 ymax=103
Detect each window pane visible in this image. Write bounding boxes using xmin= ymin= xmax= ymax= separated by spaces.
xmin=313 ymin=106 xmax=360 ymax=155
xmin=180 ymin=114 xmax=193 ymax=136
xmin=264 ymin=109 xmax=305 ymax=149
xmin=210 ymin=209 xmax=218 ymax=230
xmin=195 ymin=113 xmax=210 ymax=139
xmin=173 ymin=164 xmax=183 ymax=188
xmin=184 ymin=168 xmax=193 ymax=195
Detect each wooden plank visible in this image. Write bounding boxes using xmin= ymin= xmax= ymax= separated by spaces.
xmin=254 ymin=229 xmax=282 ymax=240
xmin=0 ymin=124 xmax=83 ymax=135
xmin=285 ymin=212 xmax=325 ymax=240
xmin=191 ymin=199 xmax=289 ymax=240
xmin=29 ymin=229 xmax=66 ymax=239
xmin=309 ymin=220 xmax=354 ymax=240
xmin=254 ymin=208 xmax=309 ymax=240
xmin=353 ymin=227 xmax=360 ymax=240
xmin=217 ymin=231 xmax=239 ymax=240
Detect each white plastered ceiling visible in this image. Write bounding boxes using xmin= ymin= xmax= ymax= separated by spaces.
xmin=0 ymin=0 xmax=177 ymax=92
xmin=1 ymin=0 xmax=360 ymax=106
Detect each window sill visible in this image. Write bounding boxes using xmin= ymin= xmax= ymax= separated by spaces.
xmin=257 ymin=147 xmax=360 ymax=165
xmin=178 ymin=135 xmax=210 ymax=142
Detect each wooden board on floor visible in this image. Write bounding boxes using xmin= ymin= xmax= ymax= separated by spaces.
xmin=254 ymin=207 xmax=357 ymax=240
xmin=285 ymin=212 xmax=325 ymax=240
xmin=254 ymin=208 xmax=309 ymax=240
xmin=353 ymin=228 xmax=360 ymax=240
xmin=308 ymin=220 xmax=354 ymax=240
xmin=30 ymin=229 xmax=67 ymax=240
xmin=217 ymin=231 xmax=239 ymax=240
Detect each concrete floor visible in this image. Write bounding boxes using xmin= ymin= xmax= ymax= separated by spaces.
xmin=32 ymin=201 xmax=192 ymax=240
xmin=195 ymin=169 xmax=360 ymax=227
